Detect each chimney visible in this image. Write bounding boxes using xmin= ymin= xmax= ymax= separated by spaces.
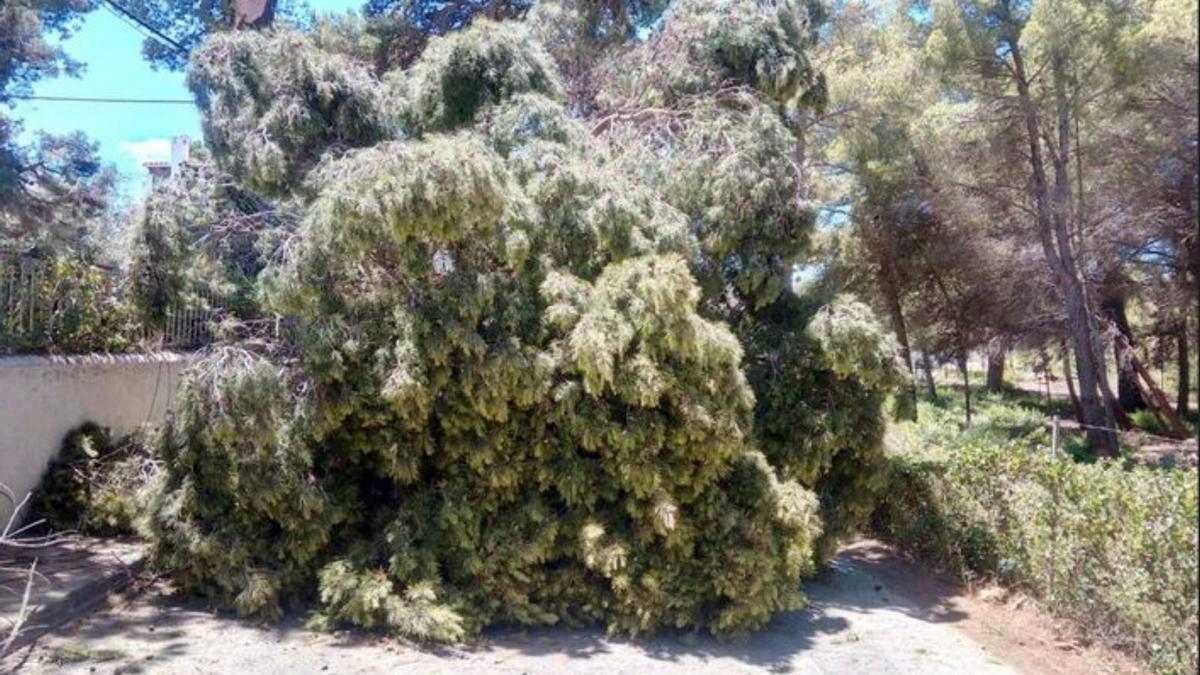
xmin=170 ymin=136 xmax=191 ymax=169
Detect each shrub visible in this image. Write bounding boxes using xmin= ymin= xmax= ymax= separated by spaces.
xmin=125 ymin=151 xmax=285 ymax=334
xmin=873 ymin=404 xmax=1199 ymax=674
xmin=0 ymin=255 xmax=133 ymax=355
xmin=30 ymin=423 xmax=151 ymax=536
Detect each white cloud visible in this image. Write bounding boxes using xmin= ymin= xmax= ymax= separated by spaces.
xmin=121 ymin=138 xmax=172 ymax=165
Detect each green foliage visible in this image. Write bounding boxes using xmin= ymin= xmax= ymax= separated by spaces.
xmin=189 ymin=29 xmax=389 ymax=196
xmin=0 ymin=254 xmax=133 ymax=354
xmin=527 ymin=0 xmax=671 ymax=109
xmin=146 ymin=347 xmax=339 ymax=619
xmin=612 ymin=94 xmax=811 ymax=308
xmin=904 ymin=392 xmax=1052 ymax=449
xmin=600 ymin=0 xmax=899 ymax=562
xmin=1 ymin=1 xmax=118 ymax=251
xmin=148 ymin=8 xmax=897 ymax=645
xmin=394 ymin=19 xmax=563 ymax=134
xmin=807 ymin=296 xmax=905 ymax=391
xmin=734 ymin=294 xmax=900 ymax=562
xmin=126 ymin=153 xmax=284 ymax=331
xmin=0 ymin=0 xmax=94 ymax=100
xmin=317 ymin=562 xmax=465 ymax=641
xmin=874 ymin=397 xmax=1199 ymax=674
xmin=601 ymin=0 xmax=826 ymax=111
xmin=31 ymin=423 xmax=148 ymax=535
xmin=1126 ymin=408 xmax=1198 ymax=439
xmin=125 ymin=195 xmax=189 ymax=330
xmin=0 ymin=128 xmax=116 ymax=252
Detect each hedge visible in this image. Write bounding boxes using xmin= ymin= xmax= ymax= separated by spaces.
xmin=873 ymin=420 xmax=1198 ymax=674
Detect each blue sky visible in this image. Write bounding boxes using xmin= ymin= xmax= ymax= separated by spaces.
xmin=13 ymin=1 xmax=360 ymax=197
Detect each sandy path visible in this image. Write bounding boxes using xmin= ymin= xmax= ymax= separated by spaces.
xmin=5 ymin=540 xmax=1141 ymax=674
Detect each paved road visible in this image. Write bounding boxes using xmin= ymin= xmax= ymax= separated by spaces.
xmin=8 ymin=552 xmax=1016 ymax=674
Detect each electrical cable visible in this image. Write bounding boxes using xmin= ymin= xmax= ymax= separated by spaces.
xmin=102 ymin=0 xmax=188 ymax=53
xmin=11 ymin=94 xmax=193 ymax=105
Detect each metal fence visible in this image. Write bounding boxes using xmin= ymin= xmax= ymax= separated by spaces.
xmin=145 ymin=286 xmax=223 ymax=350
xmin=1 ymin=254 xmax=223 ymax=353
xmin=0 ymin=255 xmax=48 ymax=339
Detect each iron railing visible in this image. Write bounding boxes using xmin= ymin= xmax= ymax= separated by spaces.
xmin=1 ymin=253 xmax=224 ymax=354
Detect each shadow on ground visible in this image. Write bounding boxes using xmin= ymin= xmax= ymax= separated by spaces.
xmin=825 ymin=540 xmax=969 ymax=624
xmin=7 ymin=541 xmax=1006 ymax=675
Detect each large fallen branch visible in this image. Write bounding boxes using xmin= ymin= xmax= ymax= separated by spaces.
xmin=1103 ymin=319 xmax=1191 ymax=439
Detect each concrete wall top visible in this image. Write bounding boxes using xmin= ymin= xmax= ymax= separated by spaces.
xmin=0 ymin=351 xmax=192 ymax=369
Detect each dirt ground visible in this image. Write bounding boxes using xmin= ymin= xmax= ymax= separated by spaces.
xmin=838 ymin=540 xmax=1145 ymax=675
xmin=3 ymin=539 xmax=1145 ymax=675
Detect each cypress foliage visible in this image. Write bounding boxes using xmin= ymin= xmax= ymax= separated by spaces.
xmin=127 ymin=154 xmax=278 ymax=329
xmin=599 ymin=0 xmax=900 ymax=560
xmin=145 ymin=8 xmax=900 ymax=643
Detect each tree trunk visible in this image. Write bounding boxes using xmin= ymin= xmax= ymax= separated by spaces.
xmin=1040 ymin=349 xmax=1052 ymax=406
xmin=1062 ymin=343 xmax=1083 ymax=423
xmin=986 ymin=350 xmax=1005 ymax=393
xmin=231 ymin=0 xmax=277 ymax=29
xmin=1066 ymin=283 xmax=1120 ymax=454
xmin=1178 ymin=322 xmax=1190 ymax=417
xmin=1181 ymin=147 xmax=1199 ymax=417
xmin=1109 ymin=328 xmax=1192 ymax=438
xmin=1095 ymin=333 xmax=1132 ymax=430
xmin=1133 ymin=353 xmax=1190 ymax=438
xmin=880 ymin=278 xmax=918 ymax=415
xmin=920 ymin=348 xmax=937 ymax=399
xmin=1101 ymin=294 xmax=1147 ymax=412
xmin=959 ymin=351 xmax=971 ymax=427
xmin=1092 ymin=319 xmax=1139 ymax=431
xmin=1008 ymin=42 xmax=1119 ymax=456
xmin=882 ymin=284 xmax=914 ymax=375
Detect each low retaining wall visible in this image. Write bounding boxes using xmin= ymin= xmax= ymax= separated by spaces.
xmin=0 ymin=352 xmax=193 ymax=525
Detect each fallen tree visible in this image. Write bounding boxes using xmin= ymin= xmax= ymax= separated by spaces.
xmin=143 ymin=4 xmax=903 ymax=642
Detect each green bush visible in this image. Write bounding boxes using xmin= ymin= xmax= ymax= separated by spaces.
xmin=874 ymin=405 xmax=1199 ymax=674
xmin=1127 ymin=408 xmax=1198 ymax=439
xmin=0 ymin=256 xmax=134 ymax=355
xmin=30 ymin=423 xmax=150 ymax=536
xmin=125 ymin=152 xmax=279 ymax=334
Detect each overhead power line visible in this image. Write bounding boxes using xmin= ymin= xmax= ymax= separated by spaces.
xmin=103 ymin=0 xmax=188 ymax=53
xmin=13 ymin=94 xmax=194 ymax=105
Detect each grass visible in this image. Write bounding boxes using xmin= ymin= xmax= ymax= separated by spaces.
xmin=918 ymin=373 xmax=1197 ymax=463
xmin=902 ymin=386 xmax=1089 ymax=458
xmin=48 ymin=645 xmax=127 ymax=664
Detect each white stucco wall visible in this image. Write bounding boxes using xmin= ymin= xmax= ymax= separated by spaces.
xmin=0 ymin=352 xmax=193 ymax=526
